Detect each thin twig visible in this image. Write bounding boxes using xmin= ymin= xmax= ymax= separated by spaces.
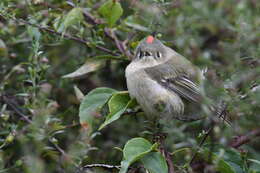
xmin=164 ymin=150 xmax=175 ymax=173
xmin=82 ymin=10 xmax=104 ymax=25
xmin=189 ymin=126 xmax=213 ymax=165
xmin=83 ymin=164 xmax=120 ymax=170
xmin=49 ymin=138 xmax=66 ymax=156
xmin=154 ymin=132 xmax=175 ymax=173
xmin=104 ymin=28 xmax=134 ymax=59
xmin=2 ymin=95 xmax=32 ymax=123
xmin=190 ymin=102 xmax=228 ymax=165
xmin=0 ymin=12 xmax=119 ymax=56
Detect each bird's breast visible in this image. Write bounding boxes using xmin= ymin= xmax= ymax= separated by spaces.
xmin=125 ymin=64 xmax=184 ymax=117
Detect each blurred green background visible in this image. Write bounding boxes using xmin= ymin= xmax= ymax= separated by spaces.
xmin=0 ymin=0 xmax=259 ymax=172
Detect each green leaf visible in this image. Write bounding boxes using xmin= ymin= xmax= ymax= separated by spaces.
xmin=27 ymin=26 xmax=41 ymax=41
xmin=98 ymin=0 xmax=123 ymax=27
xmin=64 ymin=7 xmax=84 ymax=29
xmin=201 ymin=145 xmax=245 ymax=173
xmin=99 ymin=92 xmax=137 ymax=130
xmin=249 ymin=158 xmax=260 ymax=173
xmin=79 ymin=87 xmax=117 ymax=133
xmin=53 ymin=16 xmax=65 ymax=33
xmin=141 ymin=152 xmax=168 ymax=173
xmin=119 ymin=137 xmax=158 ymax=173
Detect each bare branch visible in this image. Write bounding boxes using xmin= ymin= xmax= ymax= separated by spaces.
xmin=190 ymin=126 xmax=213 ymax=165
xmin=83 ymin=164 xmax=120 ymax=170
xmin=164 ymin=150 xmax=175 ymax=173
xmin=230 ymin=129 xmax=260 ymax=148
xmin=154 ymin=133 xmax=175 ymax=173
xmin=104 ymin=28 xmax=134 ymax=59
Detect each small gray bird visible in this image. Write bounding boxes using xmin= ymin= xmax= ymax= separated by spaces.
xmin=125 ymin=35 xmax=211 ymax=121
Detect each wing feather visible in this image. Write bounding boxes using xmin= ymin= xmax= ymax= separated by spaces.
xmin=144 ymin=59 xmax=203 ymax=103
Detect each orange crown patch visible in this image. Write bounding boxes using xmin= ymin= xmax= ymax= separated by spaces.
xmin=146 ymin=35 xmax=154 ymax=44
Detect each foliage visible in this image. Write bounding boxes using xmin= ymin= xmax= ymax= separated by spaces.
xmin=0 ymin=0 xmax=259 ymax=173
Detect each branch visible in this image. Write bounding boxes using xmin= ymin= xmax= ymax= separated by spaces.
xmin=82 ymin=10 xmax=104 ymax=25
xmin=66 ymin=2 xmax=104 ymax=25
xmin=82 ymin=164 xmax=120 ymax=170
xmin=1 ymin=95 xmax=32 ymax=123
xmin=66 ymin=1 xmax=133 ymax=60
xmin=153 ymin=133 xmax=175 ymax=173
xmin=164 ymin=150 xmax=175 ymax=173
xmin=190 ymin=103 xmax=227 ymax=165
xmin=229 ymin=129 xmax=260 ymax=148
xmin=104 ymin=28 xmax=134 ymax=59
xmin=189 ymin=126 xmax=213 ymax=165
xmin=0 ymin=12 xmax=119 ymax=56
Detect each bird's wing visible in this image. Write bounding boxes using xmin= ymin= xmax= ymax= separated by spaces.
xmin=144 ymin=59 xmax=203 ymax=103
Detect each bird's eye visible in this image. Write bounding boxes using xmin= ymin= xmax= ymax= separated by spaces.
xmin=156 ymin=52 xmax=162 ymax=58
xmin=137 ymin=51 xmax=143 ymax=59
xmin=145 ymin=52 xmax=152 ymax=56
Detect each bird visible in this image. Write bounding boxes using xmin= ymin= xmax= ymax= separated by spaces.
xmin=125 ymin=35 xmax=223 ymax=122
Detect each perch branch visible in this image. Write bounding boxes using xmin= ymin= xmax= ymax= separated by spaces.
xmin=164 ymin=149 xmax=175 ymax=173
xmin=153 ymin=132 xmax=175 ymax=173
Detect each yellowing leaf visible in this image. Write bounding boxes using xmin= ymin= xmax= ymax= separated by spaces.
xmin=74 ymin=85 xmax=84 ymax=102
xmin=62 ymin=58 xmax=105 ymax=79
xmin=62 ymin=55 xmax=126 ymax=79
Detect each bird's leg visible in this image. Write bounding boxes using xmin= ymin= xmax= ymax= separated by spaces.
xmin=151 ymin=117 xmax=167 ymax=143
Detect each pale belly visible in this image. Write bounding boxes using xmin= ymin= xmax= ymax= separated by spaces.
xmin=126 ymin=69 xmax=184 ymax=119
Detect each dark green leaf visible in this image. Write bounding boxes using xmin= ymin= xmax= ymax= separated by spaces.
xmin=119 ymin=137 xmax=158 ymax=173
xmin=99 ymin=91 xmax=137 ymax=130
xmin=79 ymin=87 xmax=117 ymax=133
xmin=141 ymin=152 xmax=168 ymax=173
xmin=201 ymin=145 xmax=245 ymax=173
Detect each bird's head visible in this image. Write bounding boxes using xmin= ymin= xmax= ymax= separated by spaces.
xmin=133 ymin=35 xmax=166 ymax=61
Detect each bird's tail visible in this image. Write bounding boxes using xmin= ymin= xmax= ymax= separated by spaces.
xmin=211 ymin=101 xmax=232 ymax=126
